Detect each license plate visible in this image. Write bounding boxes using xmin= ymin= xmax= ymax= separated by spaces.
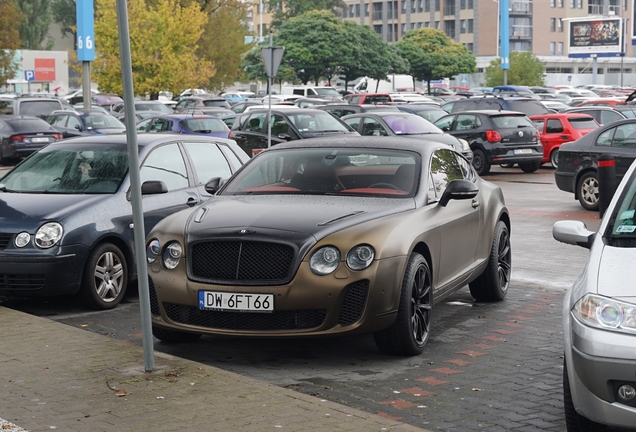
xmin=198 ymin=291 xmax=274 ymax=312
xmin=31 ymin=137 xmax=50 ymax=143
xmin=514 ymin=149 xmax=532 ymax=155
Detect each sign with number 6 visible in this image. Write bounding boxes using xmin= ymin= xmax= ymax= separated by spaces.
xmin=76 ymin=0 xmax=95 ymax=61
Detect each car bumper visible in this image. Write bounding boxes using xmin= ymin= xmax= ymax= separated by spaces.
xmin=0 ymin=142 xmax=49 ymax=159
xmin=150 ymin=256 xmax=408 ymax=337
xmin=555 ymin=170 xmax=575 ymax=193
xmin=565 ymin=312 xmax=636 ymax=428
xmin=484 ymin=144 xmax=543 ymax=165
xmin=0 ymin=245 xmax=88 ymax=297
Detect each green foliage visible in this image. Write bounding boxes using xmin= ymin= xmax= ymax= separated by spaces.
xmin=16 ymin=0 xmax=53 ymax=49
xmin=484 ymin=51 xmax=545 ymax=86
xmin=275 ymin=10 xmax=356 ymax=84
xmin=94 ymin=0 xmax=215 ymax=98
xmin=0 ymin=0 xmax=23 ymax=83
xmin=240 ymin=44 xmax=296 ymax=85
xmin=265 ymin=0 xmax=345 ymax=29
xmin=51 ymin=0 xmax=75 ymax=39
xmin=395 ymin=28 xmax=475 ymax=91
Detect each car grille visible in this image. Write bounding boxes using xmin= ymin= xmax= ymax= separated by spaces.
xmin=189 ymin=241 xmax=295 ymax=284
xmin=338 ymin=281 xmax=369 ymax=326
xmin=0 ymin=233 xmax=12 ymax=249
xmin=0 ymin=273 xmax=46 ymax=290
xmin=162 ymin=303 xmax=327 ymax=331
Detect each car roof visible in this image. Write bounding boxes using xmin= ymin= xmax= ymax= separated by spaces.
xmin=47 ymin=133 xmax=236 ymax=148
xmin=529 ymin=113 xmax=595 ymax=119
xmin=442 ymin=109 xmax=528 ymax=116
xmin=153 ymin=114 xmax=223 ymax=120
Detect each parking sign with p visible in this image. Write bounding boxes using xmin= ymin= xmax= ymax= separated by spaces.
xmin=24 ymin=70 xmax=34 ymax=81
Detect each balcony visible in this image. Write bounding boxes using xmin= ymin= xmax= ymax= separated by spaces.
xmin=511 ymin=25 xmax=532 ymax=40
xmin=510 ymin=1 xmax=532 ymax=15
xmin=588 ymin=4 xmax=620 ymax=16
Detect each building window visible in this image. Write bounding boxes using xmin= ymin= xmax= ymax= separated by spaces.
xmin=468 ymin=0 xmax=473 ymax=8
xmin=558 ymin=42 xmax=564 ymax=55
xmin=402 ymin=23 xmax=407 ymax=34
xmin=365 ymin=4 xmax=370 ymax=16
xmin=576 ymin=0 xmax=582 ymax=7
xmin=435 ymin=21 xmax=440 ymax=29
xmin=373 ymin=25 xmax=383 ymax=35
xmin=550 ymin=0 xmax=555 ymax=6
xmin=355 ymin=4 xmax=361 ymax=16
xmin=435 ymin=0 xmax=440 ymax=12
xmin=546 ymin=67 xmax=573 ymax=73
xmin=460 ymin=20 xmax=467 ymax=34
xmin=348 ymin=5 xmax=355 ymax=17
xmin=461 ymin=0 xmax=467 ymax=9
xmin=402 ymin=0 xmax=407 ymax=13
xmin=550 ymin=42 xmax=556 ymax=56
xmin=419 ymin=0 xmax=424 ymax=12
xmin=424 ymin=0 xmax=430 ymax=12
xmin=570 ymin=0 xmax=574 ymax=7
xmin=550 ymin=18 xmax=556 ymax=32
xmin=558 ymin=18 xmax=563 ymax=32
xmin=467 ymin=43 xmax=474 ymax=52
xmin=373 ymin=2 xmax=383 ymax=20
xmin=445 ymin=1 xmax=455 ymax=15
xmin=559 ymin=0 xmax=564 ymax=6
xmin=388 ymin=1 xmax=398 ymax=19
xmin=468 ymin=19 xmax=473 ymax=33
xmin=388 ymin=24 xmax=398 ymax=42
xmin=444 ymin=20 xmax=455 ymax=38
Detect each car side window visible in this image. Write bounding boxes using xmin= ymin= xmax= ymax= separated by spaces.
xmin=546 ymin=119 xmax=564 ymax=133
xmin=49 ymin=115 xmax=68 ymax=127
xmin=454 ymin=115 xmax=477 ymax=131
xmin=596 ymin=128 xmax=614 ymax=146
xmin=175 ymin=100 xmax=187 ymax=110
xmin=140 ymin=143 xmax=189 ymax=191
xmin=270 ymin=114 xmax=291 ymax=135
xmin=219 ymin=145 xmax=244 ymax=171
xmin=428 ymin=149 xmax=465 ymax=201
xmin=612 ymin=124 xmax=636 ymax=147
xmin=183 ymin=142 xmax=232 ymax=184
xmin=434 ymin=116 xmax=454 ymax=132
xmin=245 ymin=113 xmax=266 ymax=132
xmin=67 ymin=116 xmax=81 ymax=129
xmin=136 ymin=118 xmax=153 ymax=132
xmin=343 ymin=117 xmax=360 ymax=131
xmin=362 ymin=118 xmax=388 ymax=136
xmin=456 ymin=154 xmax=477 ymax=182
xmin=601 ymin=111 xmax=622 ymax=125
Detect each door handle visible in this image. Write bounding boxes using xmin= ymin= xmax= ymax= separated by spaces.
xmin=187 ymin=198 xmax=199 ymax=207
xmin=471 ymin=199 xmax=480 ymax=209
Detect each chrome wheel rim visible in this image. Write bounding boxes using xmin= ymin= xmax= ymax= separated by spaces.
xmin=550 ymin=150 xmax=559 ymax=168
xmin=580 ymin=177 xmax=599 ymax=207
xmin=410 ymin=263 xmax=432 ymax=347
xmin=94 ymin=251 xmax=125 ymax=302
xmin=497 ymin=228 xmax=512 ymax=294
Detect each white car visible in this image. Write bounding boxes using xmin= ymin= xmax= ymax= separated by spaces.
xmin=554 ymin=159 xmax=636 ymax=430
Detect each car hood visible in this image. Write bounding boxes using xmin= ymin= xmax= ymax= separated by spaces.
xmin=188 ymin=195 xmax=415 ymax=240
xmin=0 ymin=193 xmax=106 ymax=231
xmin=596 ymin=245 xmax=636 ymax=300
xmin=92 ymin=127 xmax=126 ymax=135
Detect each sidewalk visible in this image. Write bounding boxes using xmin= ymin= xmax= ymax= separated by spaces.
xmin=0 ymin=306 xmax=429 ymax=432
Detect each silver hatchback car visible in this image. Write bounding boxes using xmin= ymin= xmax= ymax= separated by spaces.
xmin=554 ymin=160 xmax=636 ymax=430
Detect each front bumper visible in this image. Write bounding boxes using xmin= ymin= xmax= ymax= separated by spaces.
xmin=150 ymin=256 xmax=408 ymax=337
xmin=0 ymin=244 xmax=88 ymax=296
xmin=565 ymin=312 xmax=636 ymax=428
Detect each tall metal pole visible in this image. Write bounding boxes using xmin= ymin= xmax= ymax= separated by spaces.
xmin=116 ymin=0 xmax=154 ymax=372
xmin=82 ymin=62 xmax=91 ymax=110
xmin=267 ymin=32 xmax=273 ymax=149
xmin=500 ymin=0 xmax=510 ymax=85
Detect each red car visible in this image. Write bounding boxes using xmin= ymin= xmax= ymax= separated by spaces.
xmin=529 ymin=113 xmax=599 ymax=168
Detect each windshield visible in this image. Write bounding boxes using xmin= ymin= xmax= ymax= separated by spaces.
xmin=607 ymin=168 xmax=636 ymax=246
xmin=491 ymin=114 xmax=535 ymax=128
xmin=19 ymin=101 xmax=61 ymax=117
xmin=569 ymin=117 xmax=599 ymax=130
xmin=507 ymin=101 xmax=550 ymax=116
xmin=84 ymin=115 xmax=125 ymax=129
xmin=181 ymin=118 xmax=227 ymax=133
xmin=222 ymin=148 xmax=420 ymax=197
xmin=136 ymin=103 xmax=172 ymax=113
xmin=383 ymin=114 xmax=442 ymax=135
xmin=288 ymin=112 xmax=352 ymax=135
xmin=315 ymin=88 xmax=341 ymax=98
xmin=0 ymin=144 xmax=129 ymax=194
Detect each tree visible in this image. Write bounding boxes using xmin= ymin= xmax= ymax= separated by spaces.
xmin=338 ymin=21 xmax=409 ymax=90
xmin=395 ymin=28 xmax=475 ymax=93
xmin=196 ymin=0 xmax=252 ymax=91
xmin=94 ymin=0 xmax=215 ymax=99
xmin=275 ymin=10 xmax=357 ymax=85
xmin=0 ymin=0 xmax=23 ymax=84
xmin=51 ymin=0 xmax=75 ymax=40
xmin=16 ymin=0 xmax=54 ymax=49
xmin=484 ymin=51 xmax=545 ymax=86
xmin=265 ymin=0 xmax=344 ymax=29
xmin=240 ymin=43 xmax=296 ymax=87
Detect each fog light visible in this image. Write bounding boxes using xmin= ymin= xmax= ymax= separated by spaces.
xmin=15 ymin=232 xmax=31 ymax=248
xmin=618 ymin=385 xmax=636 ymax=403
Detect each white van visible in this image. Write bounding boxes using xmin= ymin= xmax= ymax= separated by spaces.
xmin=354 ymin=75 xmax=415 ymax=93
xmin=281 ymin=86 xmax=341 ymax=99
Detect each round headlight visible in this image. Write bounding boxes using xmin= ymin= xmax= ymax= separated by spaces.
xmin=146 ymin=239 xmax=161 ymax=264
xmin=14 ymin=232 xmax=31 ymax=248
xmin=346 ymin=245 xmax=375 ymax=271
xmin=309 ymin=246 xmax=341 ymax=275
xmin=598 ymin=303 xmax=622 ymax=328
xmin=35 ymin=222 xmax=63 ymax=249
xmin=162 ymin=242 xmax=183 ymax=270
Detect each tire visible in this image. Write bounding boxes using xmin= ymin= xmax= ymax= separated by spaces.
xmin=576 ymin=172 xmax=599 ymax=211
xmin=472 ymin=149 xmax=491 ymax=176
xmin=152 ymin=325 xmax=202 ymax=343
xmin=79 ymin=243 xmax=128 ymax=310
xmin=374 ymin=253 xmax=432 ymax=356
xmin=550 ymin=149 xmax=559 ymax=168
xmin=563 ymin=359 xmax=607 ymax=432
xmin=499 ymin=163 xmax=515 ymax=168
xmin=469 ymin=220 xmax=511 ymax=302
xmin=519 ymin=160 xmax=540 ymax=173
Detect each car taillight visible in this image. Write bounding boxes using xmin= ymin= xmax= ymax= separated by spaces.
xmin=228 ymin=130 xmax=233 ymax=138
xmin=485 ymin=130 xmax=502 ymax=143
xmin=53 ymin=134 xmax=63 ymax=140
xmin=10 ymin=135 xmax=26 ymax=142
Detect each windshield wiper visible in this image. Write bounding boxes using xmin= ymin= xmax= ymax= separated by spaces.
xmin=0 ymin=186 xmax=17 ymax=193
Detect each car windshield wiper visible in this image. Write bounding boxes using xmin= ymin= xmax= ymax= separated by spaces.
xmin=0 ymin=186 xmax=17 ymax=193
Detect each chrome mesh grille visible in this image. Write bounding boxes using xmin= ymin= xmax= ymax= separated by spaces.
xmin=190 ymin=241 xmax=294 ymax=282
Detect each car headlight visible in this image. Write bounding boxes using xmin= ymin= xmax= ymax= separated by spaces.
xmin=35 ymin=222 xmax=63 ymax=248
xmin=14 ymin=232 xmax=31 ymax=248
xmin=458 ymin=138 xmax=471 ymax=152
xmin=146 ymin=239 xmax=160 ymax=264
xmin=309 ymin=246 xmax=341 ymax=275
xmin=346 ymin=244 xmax=375 ymax=271
xmin=573 ymin=293 xmax=636 ymax=334
xmin=162 ymin=242 xmax=183 ymax=270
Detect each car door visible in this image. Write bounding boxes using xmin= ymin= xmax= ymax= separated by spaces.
xmin=65 ymin=115 xmax=85 ymax=137
xmin=594 ymin=123 xmax=636 ymax=180
xmin=231 ymin=112 xmax=268 ymax=156
xmin=182 ymin=141 xmax=234 ymax=199
xmin=428 ymin=148 xmax=481 ymax=291
xmin=450 ymin=114 xmax=481 ymax=143
xmin=48 ymin=113 xmax=72 ymax=137
xmin=131 ymin=142 xmax=201 ymax=236
xmin=543 ymin=117 xmax=568 ymax=149
xmin=361 ymin=117 xmax=389 ymax=136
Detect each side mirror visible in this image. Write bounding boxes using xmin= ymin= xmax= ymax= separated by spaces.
xmin=440 ymin=126 xmax=450 ymax=132
xmin=439 ymin=179 xmax=479 ymax=207
xmin=141 ymin=180 xmax=168 ymax=195
xmin=278 ymin=133 xmax=292 ymax=141
xmin=204 ymin=177 xmax=222 ymax=194
xmin=553 ymin=220 xmax=595 ymax=249
xmin=75 ymin=124 xmax=82 ymax=131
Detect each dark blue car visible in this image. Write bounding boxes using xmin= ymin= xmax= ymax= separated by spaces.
xmin=135 ymin=114 xmax=231 ymax=139
xmin=47 ymin=109 xmax=126 ymax=138
xmin=0 ymin=134 xmax=249 ymax=309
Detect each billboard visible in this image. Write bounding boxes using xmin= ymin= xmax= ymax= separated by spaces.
xmin=34 ymin=58 xmax=56 ymax=81
xmin=568 ymin=18 xmax=622 ymax=57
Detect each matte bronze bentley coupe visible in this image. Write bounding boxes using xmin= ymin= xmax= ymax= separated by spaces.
xmin=146 ymin=136 xmax=511 ymax=356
